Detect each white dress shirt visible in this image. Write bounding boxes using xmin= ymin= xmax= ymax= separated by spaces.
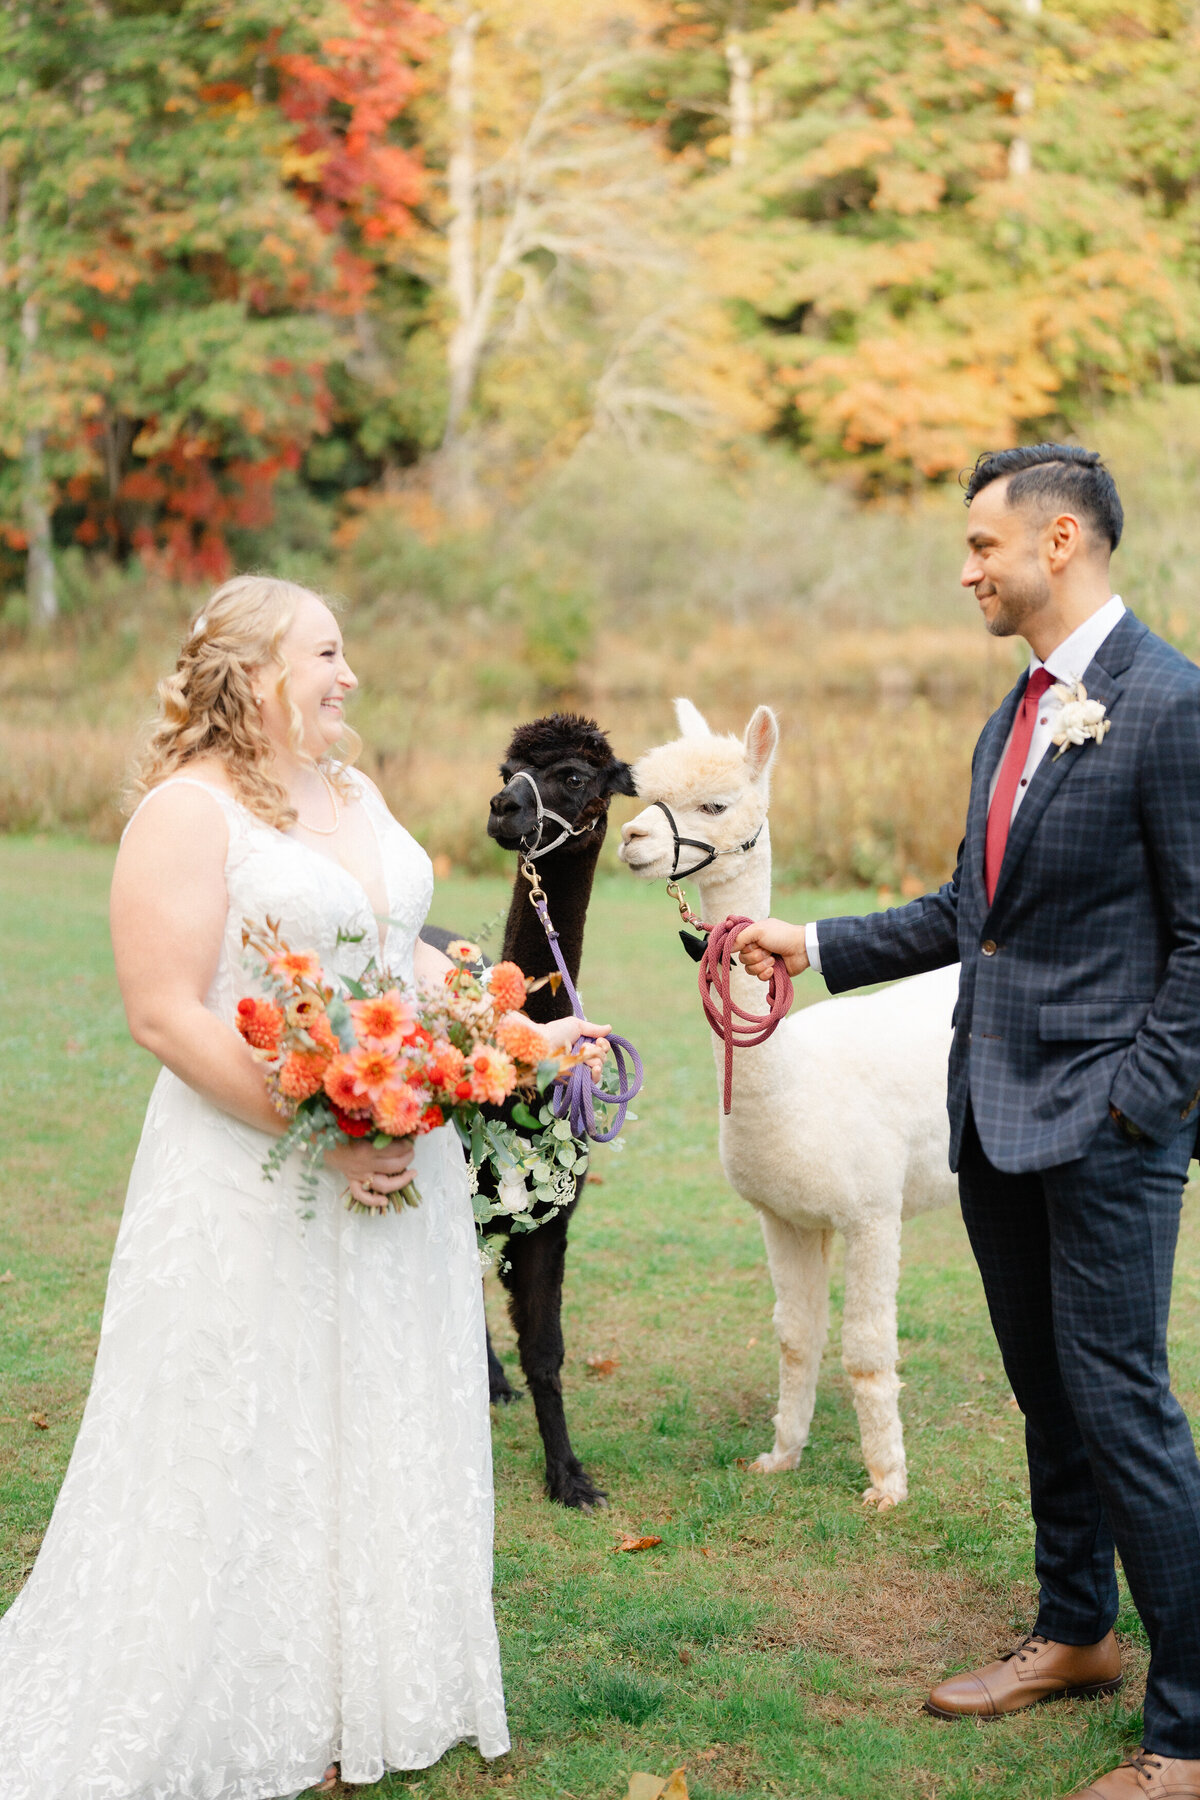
xmin=805 ymin=595 xmax=1127 ymax=974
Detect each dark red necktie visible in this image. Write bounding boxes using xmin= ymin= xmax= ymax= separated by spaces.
xmin=984 ymin=667 xmax=1055 ymax=904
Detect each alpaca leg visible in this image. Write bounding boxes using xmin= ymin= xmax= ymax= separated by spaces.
xmin=485 ymin=1307 xmax=518 ymax=1405
xmin=750 ymin=1214 xmax=833 ymax=1474
xmin=840 ymin=1216 xmax=907 ymax=1509
xmin=502 ymin=1201 xmax=604 ymax=1509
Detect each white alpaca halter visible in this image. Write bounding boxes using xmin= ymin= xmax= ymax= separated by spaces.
xmin=509 ymin=769 xmax=600 ymax=860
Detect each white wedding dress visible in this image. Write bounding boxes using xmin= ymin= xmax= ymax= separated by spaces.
xmin=0 ymin=773 xmax=509 ymax=1798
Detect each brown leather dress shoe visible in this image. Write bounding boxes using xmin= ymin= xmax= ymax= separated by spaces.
xmin=1065 ymin=1749 xmax=1200 ymax=1798
xmin=924 ymin=1629 xmax=1122 ymax=1719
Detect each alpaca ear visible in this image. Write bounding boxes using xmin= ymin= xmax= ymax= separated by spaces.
xmin=674 ymin=697 xmax=711 ymax=739
xmin=605 ymin=759 xmax=638 ymax=798
xmin=743 ymin=705 xmax=779 ymax=779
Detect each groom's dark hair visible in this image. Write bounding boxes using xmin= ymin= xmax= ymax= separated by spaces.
xmin=963 ymin=443 xmax=1123 ymax=552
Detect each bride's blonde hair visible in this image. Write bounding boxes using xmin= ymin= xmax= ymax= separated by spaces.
xmin=125 ymin=574 xmax=359 ymax=828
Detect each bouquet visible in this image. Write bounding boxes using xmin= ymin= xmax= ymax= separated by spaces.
xmin=236 ymin=920 xmax=589 ymax=1228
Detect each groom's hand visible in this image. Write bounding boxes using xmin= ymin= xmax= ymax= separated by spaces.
xmin=733 ymin=918 xmax=809 ymax=980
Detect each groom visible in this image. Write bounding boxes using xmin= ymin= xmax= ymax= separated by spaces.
xmin=736 ymin=444 xmax=1200 ymax=1799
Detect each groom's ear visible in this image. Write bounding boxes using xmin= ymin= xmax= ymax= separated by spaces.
xmin=605 ymin=759 xmax=638 ymax=798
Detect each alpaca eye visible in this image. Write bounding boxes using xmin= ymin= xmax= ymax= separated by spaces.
xmin=699 ymin=801 xmax=728 ymax=816
xmin=566 ymin=774 xmax=584 ymax=789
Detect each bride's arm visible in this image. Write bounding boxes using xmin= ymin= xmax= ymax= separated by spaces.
xmin=111 ymin=786 xmax=413 ymax=1204
xmin=111 ymin=785 xmax=284 ymax=1133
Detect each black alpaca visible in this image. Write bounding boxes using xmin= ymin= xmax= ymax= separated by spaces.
xmin=421 ymin=714 xmax=635 ymax=1508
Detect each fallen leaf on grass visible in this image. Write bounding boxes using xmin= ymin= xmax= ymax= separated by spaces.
xmin=0 ymin=1270 xmax=14 ymax=1284
xmin=586 ymin=1355 xmax=620 ymax=1377
xmin=625 ymin=1770 xmax=688 ymax=1800
xmin=28 ymin=1413 xmax=49 ymax=1430
xmin=745 ymin=1336 xmax=758 ymax=1348
xmin=585 ymin=1174 xmax=605 ymax=1185
xmin=613 ymin=1534 xmax=662 ymax=1554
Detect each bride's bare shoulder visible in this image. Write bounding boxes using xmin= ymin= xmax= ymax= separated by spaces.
xmin=118 ymin=770 xmax=234 ymax=864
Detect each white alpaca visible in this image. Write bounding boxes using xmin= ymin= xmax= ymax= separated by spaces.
xmin=619 ymin=699 xmax=959 ymax=1507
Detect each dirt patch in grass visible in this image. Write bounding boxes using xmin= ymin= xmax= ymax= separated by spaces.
xmin=768 ymin=1558 xmax=1031 ymax=1687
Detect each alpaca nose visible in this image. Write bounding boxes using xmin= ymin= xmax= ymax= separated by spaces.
xmin=621 ymin=820 xmax=648 ymax=844
xmin=490 ymin=788 xmax=520 ymax=819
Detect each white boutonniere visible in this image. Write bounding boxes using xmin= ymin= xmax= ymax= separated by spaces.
xmin=1050 ymin=679 xmax=1111 ymax=761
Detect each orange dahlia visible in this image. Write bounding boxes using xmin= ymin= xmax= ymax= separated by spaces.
xmin=268 ymin=948 xmax=322 ymax=986
xmin=278 ymin=1050 xmax=328 ymax=1101
xmin=346 ymin=1045 xmax=400 ymax=1102
xmin=488 ymin=961 xmax=528 ymax=1015
xmin=373 ymin=1081 xmax=422 ymax=1138
xmin=427 ymin=1041 xmax=466 ymax=1090
xmin=496 ymin=1018 xmax=550 ymax=1068
xmin=349 ymin=989 xmax=417 ymax=1053
xmin=469 ymin=1045 xmax=516 ymax=1106
xmin=324 ymin=1054 xmax=370 ymax=1115
xmin=306 ymin=1011 xmax=339 ymax=1056
xmin=236 ymin=996 xmax=284 ymax=1053
xmin=417 ymin=1103 xmax=444 ymax=1134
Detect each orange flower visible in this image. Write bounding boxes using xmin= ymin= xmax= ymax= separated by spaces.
xmin=373 ymin=1081 xmax=422 ymax=1138
xmin=324 ymin=1054 xmax=371 ymax=1115
xmin=446 ymin=938 xmax=482 ymax=963
xmin=346 ymin=1045 xmax=400 ymax=1102
xmin=417 ymin=1103 xmax=444 ymax=1134
xmin=278 ymin=1050 xmax=328 ymax=1101
xmin=307 ymin=1012 xmax=339 ymax=1056
xmin=427 ymin=1041 xmax=466 ymax=1090
xmin=268 ymin=948 xmax=323 ymax=985
xmin=488 ymin=961 xmax=528 ymax=1015
xmin=496 ymin=1018 xmax=550 ymax=1068
xmin=349 ymin=989 xmax=417 ymax=1053
xmin=469 ymin=1045 xmax=516 ymax=1106
xmin=236 ymin=996 xmax=284 ymax=1053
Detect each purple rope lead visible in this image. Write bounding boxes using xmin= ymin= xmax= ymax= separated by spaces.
xmin=532 ymin=896 xmax=643 ymax=1145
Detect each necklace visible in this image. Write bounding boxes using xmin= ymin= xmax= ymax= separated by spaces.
xmin=296 ymin=766 xmax=341 ymax=836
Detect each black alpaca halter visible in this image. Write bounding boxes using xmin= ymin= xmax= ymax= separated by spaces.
xmin=651 ymin=800 xmax=764 ymax=881
xmin=510 ymin=769 xmax=600 ymax=861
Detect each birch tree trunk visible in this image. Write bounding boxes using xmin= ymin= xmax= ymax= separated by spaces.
xmin=16 ymin=177 xmax=57 ymax=626
xmin=439 ymin=11 xmax=483 ymax=510
xmin=725 ymin=35 xmax=753 ymax=169
xmin=1008 ymin=0 xmax=1041 ymax=179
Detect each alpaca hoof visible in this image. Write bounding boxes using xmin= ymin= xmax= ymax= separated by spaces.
xmin=489 ymin=1377 xmax=521 ymax=1405
xmin=547 ymin=1463 xmax=607 ymax=1510
xmin=749 ymin=1446 xmax=803 ymax=1474
xmin=861 ymin=1481 xmax=905 ymax=1510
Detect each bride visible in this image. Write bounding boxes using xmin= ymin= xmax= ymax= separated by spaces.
xmin=0 ymin=575 xmax=607 ymax=1799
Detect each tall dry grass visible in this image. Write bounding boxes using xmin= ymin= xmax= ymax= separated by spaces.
xmin=4 ymin=385 xmax=1200 ymax=889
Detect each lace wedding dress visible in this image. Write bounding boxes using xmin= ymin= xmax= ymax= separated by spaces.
xmin=0 ymin=773 xmax=509 ymax=1798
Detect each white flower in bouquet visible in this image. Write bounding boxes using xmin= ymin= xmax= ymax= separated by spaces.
xmin=497 ymin=1165 xmax=531 ymax=1214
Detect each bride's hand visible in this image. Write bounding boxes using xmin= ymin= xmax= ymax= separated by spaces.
xmin=325 ymin=1136 xmax=416 ymax=1210
xmin=537 ymin=1014 xmax=611 ymax=1081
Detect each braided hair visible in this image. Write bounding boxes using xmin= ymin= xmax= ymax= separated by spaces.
xmin=125 ymin=575 xmax=358 ymax=827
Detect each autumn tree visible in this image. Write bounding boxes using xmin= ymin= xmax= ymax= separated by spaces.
xmin=0 ymin=0 xmax=431 ymax=612
xmin=631 ymin=0 xmax=1200 ymax=488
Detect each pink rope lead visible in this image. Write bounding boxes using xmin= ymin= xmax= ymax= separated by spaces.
xmin=697 ymin=915 xmax=794 ymax=1114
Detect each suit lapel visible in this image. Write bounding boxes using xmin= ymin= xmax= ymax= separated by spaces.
xmin=965 ymin=675 xmax=1026 ymax=900
xmin=986 ymin=610 xmax=1147 ymax=916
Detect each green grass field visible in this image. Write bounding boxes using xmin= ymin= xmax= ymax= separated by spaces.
xmin=2 ymin=841 xmax=1199 ymax=1800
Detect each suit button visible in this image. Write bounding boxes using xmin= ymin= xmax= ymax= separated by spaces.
xmin=981 ymin=939 xmax=997 ymax=956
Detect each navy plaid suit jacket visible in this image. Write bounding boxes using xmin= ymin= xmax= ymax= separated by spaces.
xmin=817 ymin=610 xmax=1200 ymax=1172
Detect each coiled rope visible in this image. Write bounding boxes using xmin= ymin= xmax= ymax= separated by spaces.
xmin=695 ymin=914 xmax=794 ymax=1115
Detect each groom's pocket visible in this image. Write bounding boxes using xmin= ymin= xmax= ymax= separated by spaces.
xmin=1037 ymin=997 xmax=1155 ymax=1041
